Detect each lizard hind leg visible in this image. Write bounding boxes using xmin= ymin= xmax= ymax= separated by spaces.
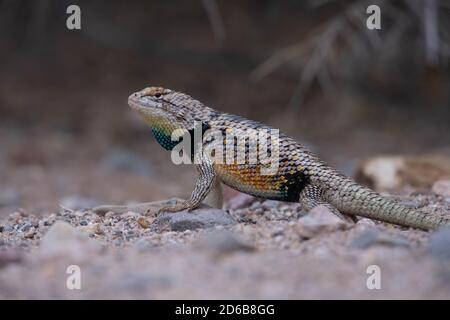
xmin=299 ymin=184 xmax=356 ymax=224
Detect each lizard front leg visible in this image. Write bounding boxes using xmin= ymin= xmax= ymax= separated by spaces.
xmin=156 ymin=151 xmax=217 ymax=214
xmin=92 ymin=152 xmax=220 ymax=216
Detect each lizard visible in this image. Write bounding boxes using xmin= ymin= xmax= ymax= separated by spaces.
xmin=93 ymin=86 xmax=450 ymax=231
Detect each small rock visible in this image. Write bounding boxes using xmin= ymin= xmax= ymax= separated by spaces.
xmin=133 ymin=238 xmax=156 ymax=251
xmin=295 ymin=205 xmax=350 ymax=238
xmin=432 ymin=180 xmax=450 ymax=198
xmin=112 ymin=229 xmax=123 ymax=237
xmin=79 ymin=220 xmax=88 ymax=226
xmin=40 ymin=221 xmax=102 ymax=258
xmin=194 ymin=231 xmax=254 ymax=256
xmin=351 ymin=229 xmax=410 ymax=249
xmin=137 ymin=216 xmax=150 ymax=229
xmin=3 ymin=225 xmax=14 ymax=233
xmin=155 ymin=208 xmax=235 ymax=231
xmin=356 ymin=218 xmax=376 ymax=227
xmin=226 ymin=193 xmax=256 ymax=210
xmin=8 ymin=211 xmax=24 ymax=223
xmin=261 ymin=200 xmax=280 ymax=209
xmin=354 ymin=155 xmax=450 ymax=191
xmin=23 ymin=228 xmax=36 ymax=239
xmin=19 ymin=223 xmax=33 ymax=232
xmin=122 ymin=211 xmax=140 ymax=218
xmin=100 ymin=149 xmax=153 ymax=177
xmin=80 ymin=223 xmax=103 ymax=235
xmin=428 ymin=227 xmax=450 ymax=261
xmin=105 ymin=212 xmax=115 ymax=218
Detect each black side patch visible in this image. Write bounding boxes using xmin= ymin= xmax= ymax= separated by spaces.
xmin=188 ymin=121 xmax=210 ymax=161
xmin=282 ymin=170 xmax=310 ymax=202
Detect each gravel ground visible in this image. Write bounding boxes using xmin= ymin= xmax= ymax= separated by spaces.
xmin=1 ymin=187 xmax=450 ymax=299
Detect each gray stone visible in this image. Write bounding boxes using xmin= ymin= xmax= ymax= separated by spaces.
xmin=194 ymin=230 xmax=255 ymax=255
xmin=428 ymin=227 xmax=450 ymax=261
xmin=133 ymin=238 xmax=157 ymax=251
xmin=156 ymin=208 xmax=235 ymax=231
xmin=351 ymin=229 xmax=410 ymax=249
xmin=226 ymin=193 xmax=256 ymax=210
xmin=296 ymin=205 xmax=350 ymax=238
xmin=40 ymin=221 xmax=102 ymax=258
xmin=3 ymin=225 xmax=14 ymax=233
xmin=432 ymin=180 xmax=450 ymax=198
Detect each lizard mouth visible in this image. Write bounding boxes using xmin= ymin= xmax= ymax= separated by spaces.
xmin=128 ymin=92 xmax=161 ymax=112
xmin=127 ymin=93 xmax=143 ymax=110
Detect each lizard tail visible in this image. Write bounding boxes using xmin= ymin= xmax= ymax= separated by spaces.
xmin=321 ymin=177 xmax=449 ymax=231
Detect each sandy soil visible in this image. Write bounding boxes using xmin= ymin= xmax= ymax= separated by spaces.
xmin=1 ymin=130 xmax=450 ymax=299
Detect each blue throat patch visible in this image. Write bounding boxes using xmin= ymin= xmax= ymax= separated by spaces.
xmin=152 ymin=129 xmax=178 ymax=150
xmin=151 ymin=121 xmax=210 ymax=152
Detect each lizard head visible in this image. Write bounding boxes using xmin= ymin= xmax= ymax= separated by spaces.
xmin=128 ymin=87 xmax=216 ymax=129
xmin=128 ymin=86 xmax=216 ymax=150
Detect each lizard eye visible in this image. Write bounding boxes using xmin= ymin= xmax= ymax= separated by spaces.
xmin=154 ymin=92 xmax=162 ymax=98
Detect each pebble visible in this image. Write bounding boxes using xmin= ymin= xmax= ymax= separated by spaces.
xmin=432 ymin=180 xmax=450 ymax=198
xmin=8 ymin=211 xmax=24 ymax=223
xmin=226 ymin=193 xmax=256 ymax=210
xmin=39 ymin=221 xmax=102 ymax=258
xmin=194 ymin=230 xmax=255 ymax=256
xmin=351 ymin=229 xmax=410 ymax=249
xmin=155 ymin=208 xmax=236 ymax=232
xmin=133 ymin=238 xmax=156 ymax=251
xmin=23 ymin=228 xmax=36 ymax=239
xmin=3 ymin=226 xmax=14 ymax=233
xmin=137 ymin=216 xmax=150 ymax=229
xmin=356 ymin=218 xmax=376 ymax=227
xmin=80 ymin=223 xmax=103 ymax=235
xmin=295 ymin=205 xmax=350 ymax=238
xmin=20 ymin=223 xmax=33 ymax=232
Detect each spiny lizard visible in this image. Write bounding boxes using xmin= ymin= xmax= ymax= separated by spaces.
xmin=94 ymin=86 xmax=450 ymax=231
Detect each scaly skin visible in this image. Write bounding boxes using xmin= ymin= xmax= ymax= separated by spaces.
xmin=95 ymin=86 xmax=450 ymax=231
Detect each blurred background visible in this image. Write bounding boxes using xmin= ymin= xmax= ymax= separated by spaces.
xmin=1 ymin=0 xmax=449 ymax=215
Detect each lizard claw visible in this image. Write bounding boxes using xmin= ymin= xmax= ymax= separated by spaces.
xmin=156 ymin=202 xmax=193 ymax=215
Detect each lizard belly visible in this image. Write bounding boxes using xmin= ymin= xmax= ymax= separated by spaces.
xmin=214 ymin=163 xmax=308 ymax=202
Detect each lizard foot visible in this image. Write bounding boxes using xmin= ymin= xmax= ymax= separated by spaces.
xmin=92 ymin=198 xmax=185 ymax=216
xmin=156 ymin=201 xmax=197 ymax=215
